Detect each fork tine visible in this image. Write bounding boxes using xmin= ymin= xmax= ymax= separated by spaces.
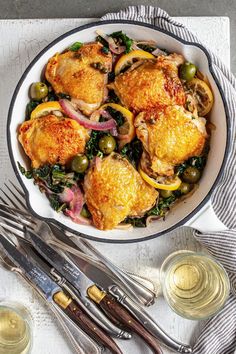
xmin=0 ymin=225 xmax=18 ymax=246
xmin=9 ymin=181 xmax=25 ymax=199
xmin=0 ymin=208 xmax=32 ymax=228
xmin=0 ymin=215 xmax=25 ymax=232
xmin=0 ymin=188 xmax=20 ymax=210
xmin=0 ymin=224 xmax=31 ymax=246
xmin=4 ymin=183 xmax=27 ymax=211
xmin=0 ymin=194 xmax=10 ymax=206
xmin=0 ymin=203 xmax=34 ymax=221
xmin=0 ymin=221 xmax=25 ymax=238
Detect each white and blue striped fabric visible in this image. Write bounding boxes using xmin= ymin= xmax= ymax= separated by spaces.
xmin=102 ymin=6 xmax=236 ymax=354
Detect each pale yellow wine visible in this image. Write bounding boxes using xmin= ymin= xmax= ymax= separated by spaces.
xmin=163 ymin=254 xmax=230 ymax=319
xmin=0 ymin=307 xmax=31 ymax=354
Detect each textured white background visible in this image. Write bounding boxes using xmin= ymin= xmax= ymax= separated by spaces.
xmin=0 ymin=17 xmax=230 ymax=354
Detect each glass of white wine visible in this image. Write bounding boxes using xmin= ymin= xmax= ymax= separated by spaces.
xmin=0 ymin=302 xmax=32 ymax=354
xmin=160 ymin=250 xmax=230 ymax=320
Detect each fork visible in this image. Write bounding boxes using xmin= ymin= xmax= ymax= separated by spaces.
xmin=0 ymin=227 xmax=102 ymax=354
xmin=0 ymin=182 xmax=156 ymax=305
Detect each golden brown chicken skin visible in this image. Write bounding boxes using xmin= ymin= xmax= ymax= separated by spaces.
xmin=18 ymin=114 xmax=89 ymax=168
xmin=109 ymin=54 xmax=185 ymax=113
xmin=45 ymin=43 xmax=112 ymax=115
xmin=84 ymin=153 xmax=158 ymax=230
xmin=135 ymin=106 xmax=207 ymax=176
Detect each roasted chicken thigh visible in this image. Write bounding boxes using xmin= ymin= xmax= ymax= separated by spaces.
xmin=135 ymin=106 xmax=207 ymax=176
xmin=84 ymin=153 xmax=158 ymax=230
xmin=109 ymin=54 xmax=185 ymax=113
xmin=19 ymin=114 xmax=89 ymax=168
xmin=45 ymin=43 xmax=112 ymax=115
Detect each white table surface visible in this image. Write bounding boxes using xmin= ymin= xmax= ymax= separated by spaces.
xmin=0 ymin=17 xmax=230 ymax=354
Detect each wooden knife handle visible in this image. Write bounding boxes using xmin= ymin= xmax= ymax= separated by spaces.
xmin=88 ymin=287 xmax=162 ymax=354
xmin=53 ymin=291 xmax=123 ymax=354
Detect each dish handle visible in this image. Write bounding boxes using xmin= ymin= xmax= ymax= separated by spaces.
xmin=184 ymin=200 xmax=228 ymax=233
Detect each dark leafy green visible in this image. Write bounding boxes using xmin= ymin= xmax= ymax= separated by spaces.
xmin=110 ymin=31 xmax=133 ymax=53
xmin=48 ymin=194 xmax=66 ymax=212
xmin=106 ymin=89 xmax=120 ymax=103
xmin=96 ymin=35 xmax=108 ymax=47
xmin=18 ymin=163 xmax=74 ymax=192
xmin=108 ymin=72 xmax=115 ymax=83
xmin=120 ymin=139 xmax=143 ymax=168
xmin=57 ymin=93 xmax=71 ymax=100
xmin=17 ymin=162 xmax=33 ymax=179
xmin=47 ymin=89 xmax=58 ymax=102
xmin=176 ymin=155 xmax=207 ymax=176
xmin=137 ymin=44 xmax=156 ymax=53
xmin=69 ymin=42 xmax=83 ymax=51
xmin=85 ymin=131 xmax=107 ymax=160
xmin=188 ymin=156 xmax=206 ymax=170
xmin=147 ymin=195 xmax=176 ymax=218
xmin=124 ymin=195 xmax=176 ymax=227
xmin=25 ymin=100 xmax=41 ymax=119
xmin=124 ymin=217 xmax=147 ymax=228
xmin=105 ymin=107 xmax=124 ymax=127
xmin=18 ymin=163 xmax=77 ymax=211
xmin=101 ymin=46 xmax=110 ymax=55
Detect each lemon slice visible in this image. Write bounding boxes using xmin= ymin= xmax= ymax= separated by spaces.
xmin=186 ymin=78 xmax=214 ymax=116
xmin=139 ymin=167 xmax=182 ymax=190
xmin=30 ymin=101 xmax=62 ymax=119
xmin=101 ymin=103 xmax=135 ymax=148
xmin=114 ymin=50 xmax=155 ymax=75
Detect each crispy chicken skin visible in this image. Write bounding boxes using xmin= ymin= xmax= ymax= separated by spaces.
xmin=109 ymin=54 xmax=185 ymax=113
xmin=18 ymin=114 xmax=89 ymax=168
xmin=84 ymin=153 xmax=158 ymax=230
xmin=45 ymin=43 xmax=112 ymax=115
xmin=135 ymin=106 xmax=207 ymax=176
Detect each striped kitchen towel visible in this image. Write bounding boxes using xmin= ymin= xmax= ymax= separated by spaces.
xmin=102 ymin=6 xmax=236 ymax=354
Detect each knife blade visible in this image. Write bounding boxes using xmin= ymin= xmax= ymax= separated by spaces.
xmin=24 ymin=228 xmax=130 ymax=339
xmin=0 ymin=234 xmax=123 ymax=354
xmin=24 ymin=229 xmax=163 ymax=354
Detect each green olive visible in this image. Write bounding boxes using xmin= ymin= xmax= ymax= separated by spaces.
xmin=178 ymin=182 xmax=193 ymax=195
xmin=182 ymin=166 xmax=201 ymax=184
xmin=98 ymin=136 xmax=116 ymax=154
xmin=71 ymin=155 xmax=89 ymax=173
xmin=80 ymin=205 xmax=91 ymax=218
xmin=30 ymin=82 xmax=49 ymax=100
xmin=160 ymin=190 xmax=173 ymax=198
xmin=179 ymin=62 xmax=197 ymax=81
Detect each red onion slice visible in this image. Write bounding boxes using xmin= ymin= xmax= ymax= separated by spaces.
xmin=96 ymin=30 xmax=126 ymax=54
xmin=152 ymin=48 xmax=167 ymax=57
xmin=59 ymin=187 xmax=74 ymax=203
xmin=90 ymin=108 xmax=118 ymax=136
xmin=64 ymin=185 xmax=91 ymax=225
xmin=60 ymin=99 xmax=117 ymax=131
xmin=65 ymin=210 xmax=91 ymax=225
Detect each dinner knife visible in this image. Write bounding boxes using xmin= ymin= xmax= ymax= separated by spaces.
xmin=0 ymin=235 xmax=123 ymax=354
xmin=0 ymin=245 xmax=102 ymax=354
xmin=24 ymin=228 xmax=130 ymax=339
xmin=24 ymin=228 xmax=163 ymax=354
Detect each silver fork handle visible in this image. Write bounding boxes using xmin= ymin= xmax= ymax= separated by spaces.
xmin=72 ymin=237 xmax=155 ymax=306
xmin=109 ymin=285 xmax=193 ymax=354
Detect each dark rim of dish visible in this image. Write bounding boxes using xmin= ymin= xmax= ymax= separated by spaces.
xmin=7 ymin=20 xmax=231 ymax=243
